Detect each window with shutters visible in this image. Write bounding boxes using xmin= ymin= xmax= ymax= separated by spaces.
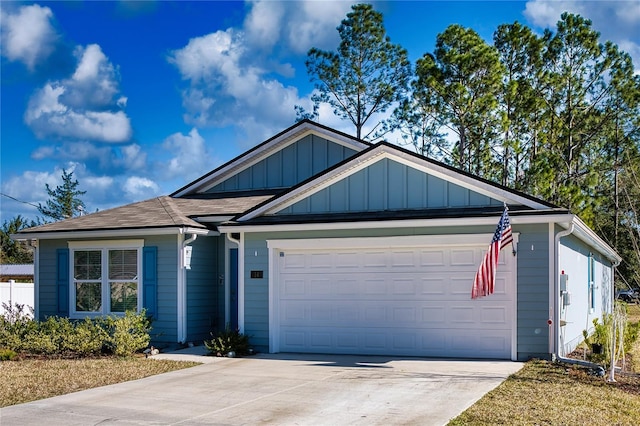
xmin=68 ymin=240 xmax=143 ymax=318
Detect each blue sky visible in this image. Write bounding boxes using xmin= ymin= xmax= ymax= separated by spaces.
xmin=2 ymin=0 xmax=639 ymax=223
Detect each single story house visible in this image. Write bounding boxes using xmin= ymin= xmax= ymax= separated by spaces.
xmin=15 ymin=120 xmax=620 ymax=361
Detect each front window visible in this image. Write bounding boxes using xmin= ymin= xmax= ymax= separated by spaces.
xmin=70 ymin=241 xmax=142 ymax=317
xmin=74 ymin=250 xmax=102 ymax=312
xmin=109 ymin=249 xmax=138 ymax=312
xmin=588 ymin=253 xmax=596 ymax=311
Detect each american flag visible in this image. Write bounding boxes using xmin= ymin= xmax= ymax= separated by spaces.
xmin=471 ymin=206 xmax=514 ymax=299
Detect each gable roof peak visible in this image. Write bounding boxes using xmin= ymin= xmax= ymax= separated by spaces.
xmin=172 ymin=120 xmax=370 ymax=197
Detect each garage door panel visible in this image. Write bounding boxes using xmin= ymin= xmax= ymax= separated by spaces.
xmin=449 ymin=276 xmax=477 ymax=295
xmin=393 ymin=307 xmax=416 ymax=323
xmin=450 ymin=249 xmax=477 ymax=266
xmin=283 ymin=253 xmax=306 ymax=269
xmin=309 ymin=278 xmax=333 ymax=295
xmin=282 ymin=278 xmax=305 ymax=295
xmin=422 ymin=306 xmax=446 ymax=324
xmin=337 ymin=280 xmax=359 ymax=295
xmin=309 ymin=253 xmax=332 ymax=269
xmin=419 ymin=250 xmax=446 ymax=267
xmin=335 ymin=252 xmax=359 ymax=268
xmin=392 ymin=279 xmax=415 ymax=295
xmin=363 ymin=252 xmax=387 ymax=267
xmin=275 ymin=243 xmax=514 ymax=359
xmin=482 ymin=306 xmax=507 ymax=323
xmin=421 ymin=277 xmax=447 ymax=295
xmin=391 ymin=250 xmax=417 ymax=267
xmin=364 ymin=278 xmax=387 ymax=295
xmin=450 ymin=306 xmax=475 ymax=323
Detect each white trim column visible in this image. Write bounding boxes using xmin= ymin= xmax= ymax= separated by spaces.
xmin=238 ymin=232 xmax=245 ymax=333
xmin=177 ymin=234 xmax=186 ymax=343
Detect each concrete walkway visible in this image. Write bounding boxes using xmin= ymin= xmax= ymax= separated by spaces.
xmin=0 ymin=347 xmax=523 ymax=425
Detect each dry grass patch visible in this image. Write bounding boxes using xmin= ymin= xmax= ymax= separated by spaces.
xmin=449 ymin=360 xmax=640 ymax=425
xmin=0 ymin=357 xmax=199 ymax=407
xmin=450 ymin=303 xmax=640 ymax=425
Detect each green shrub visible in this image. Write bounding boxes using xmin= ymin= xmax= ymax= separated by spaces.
xmin=204 ymin=326 xmax=251 ymax=356
xmin=0 ymin=307 xmax=151 ymax=358
xmin=0 ymin=348 xmax=18 ymax=361
xmin=98 ymin=310 xmax=152 ymax=356
xmin=59 ymin=317 xmax=108 ymax=356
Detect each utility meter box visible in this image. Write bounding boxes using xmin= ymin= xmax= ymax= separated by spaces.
xmin=560 ymin=272 xmax=569 ymax=292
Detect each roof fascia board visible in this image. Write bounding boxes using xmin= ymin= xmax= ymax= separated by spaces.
xmin=13 ymin=227 xmax=217 ymax=241
xmin=239 ymin=145 xmax=547 ymax=221
xmin=569 ymin=216 xmax=621 ymax=263
xmin=173 ymin=122 xmax=369 ymax=197
xmin=220 ymin=213 xmax=574 ymax=234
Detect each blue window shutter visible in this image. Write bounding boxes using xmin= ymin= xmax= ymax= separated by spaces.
xmin=57 ymin=248 xmax=69 ymax=315
xmin=143 ymin=246 xmax=158 ymax=317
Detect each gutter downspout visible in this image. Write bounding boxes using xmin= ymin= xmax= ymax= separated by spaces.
xmin=178 ymin=232 xmax=198 ymax=344
xmin=552 ymin=222 xmax=605 ymax=374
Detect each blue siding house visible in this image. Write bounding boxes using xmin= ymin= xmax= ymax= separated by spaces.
xmin=16 ymin=120 xmax=620 ymax=361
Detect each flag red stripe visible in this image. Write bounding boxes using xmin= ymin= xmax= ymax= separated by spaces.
xmin=471 ymin=207 xmax=513 ymax=299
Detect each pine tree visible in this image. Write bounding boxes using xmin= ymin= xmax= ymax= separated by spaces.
xmin=0 ymin=216 xmax=35 ymax=264
xmin=303 ymin=3 xmax=411 ymax=140
xmin=415 ymin=24 xmax=505 ymax=179
xmin=37 ymin=169 xmax=87 ymax=222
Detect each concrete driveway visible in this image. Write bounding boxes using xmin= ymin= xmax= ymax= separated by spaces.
xmin=0 ymin=351 xmax=522 ymax=425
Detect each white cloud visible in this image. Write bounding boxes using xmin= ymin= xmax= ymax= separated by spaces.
xmin=0 ymin=4 xmax=58 ymax=70
xmin=243 ymin=0 xmax=351 ymax=54
xmin=31 ymin=141 xmax=106 ymax=161
xmin=284 ymin=1 xmax=352 ymax=54
xmin=169 ymin=1 xmax=356 ymax=145
xmin=162 ymin=128 xmax=214 ymax=180
xmin=524 ymin=1 xmax=640 ymax=70
xmin=1 ymin=170 xmax=58 ymax=210
xmin=66 ymin=44 xmax=121 ymax=108
xmin=24 ymin=44 xmax=132 ymax=143
xmin=244 ymin=0 xmax=285 ymax=49
xmin=117 ymin=144 xmax=147 ymax=170
xmin=123 ymin=176 xmax=160 ymax=199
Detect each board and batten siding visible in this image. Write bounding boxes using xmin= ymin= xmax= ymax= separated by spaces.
xmin=185 ymin=236 xmax=222 ymax=343
xmin=206 ymin=134 xmax=358 ymax=194
xmin=279 ymin=158 xmax=504 ymax=214
xmin=514 ymin=224 xmax=550 ymax=361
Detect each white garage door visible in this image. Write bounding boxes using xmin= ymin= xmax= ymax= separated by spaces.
xmin=270 ymin=235 xmax=516 ymax=359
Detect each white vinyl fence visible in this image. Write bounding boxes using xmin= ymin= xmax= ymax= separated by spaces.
xmin=1 ymin=280 xmax=34 ymax=317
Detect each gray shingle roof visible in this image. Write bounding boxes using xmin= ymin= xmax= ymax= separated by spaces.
xmin=18 ymin=195 xmax=272 ymax=234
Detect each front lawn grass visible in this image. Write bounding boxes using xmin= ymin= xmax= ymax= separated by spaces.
xmin=0 ymin=357 xmax=200 ymax=407
xmin=449 ymin=359 xmax=640 ymax=425
xmin=450 ymin=303 xmax=640 ymax=425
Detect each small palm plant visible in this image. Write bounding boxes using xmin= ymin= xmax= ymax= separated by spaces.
xmin=204 ymin=326 xmax=251 ymax=357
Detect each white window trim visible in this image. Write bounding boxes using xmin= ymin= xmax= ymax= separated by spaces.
xmin=69 ymin=240 xmax=144 ymax=319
